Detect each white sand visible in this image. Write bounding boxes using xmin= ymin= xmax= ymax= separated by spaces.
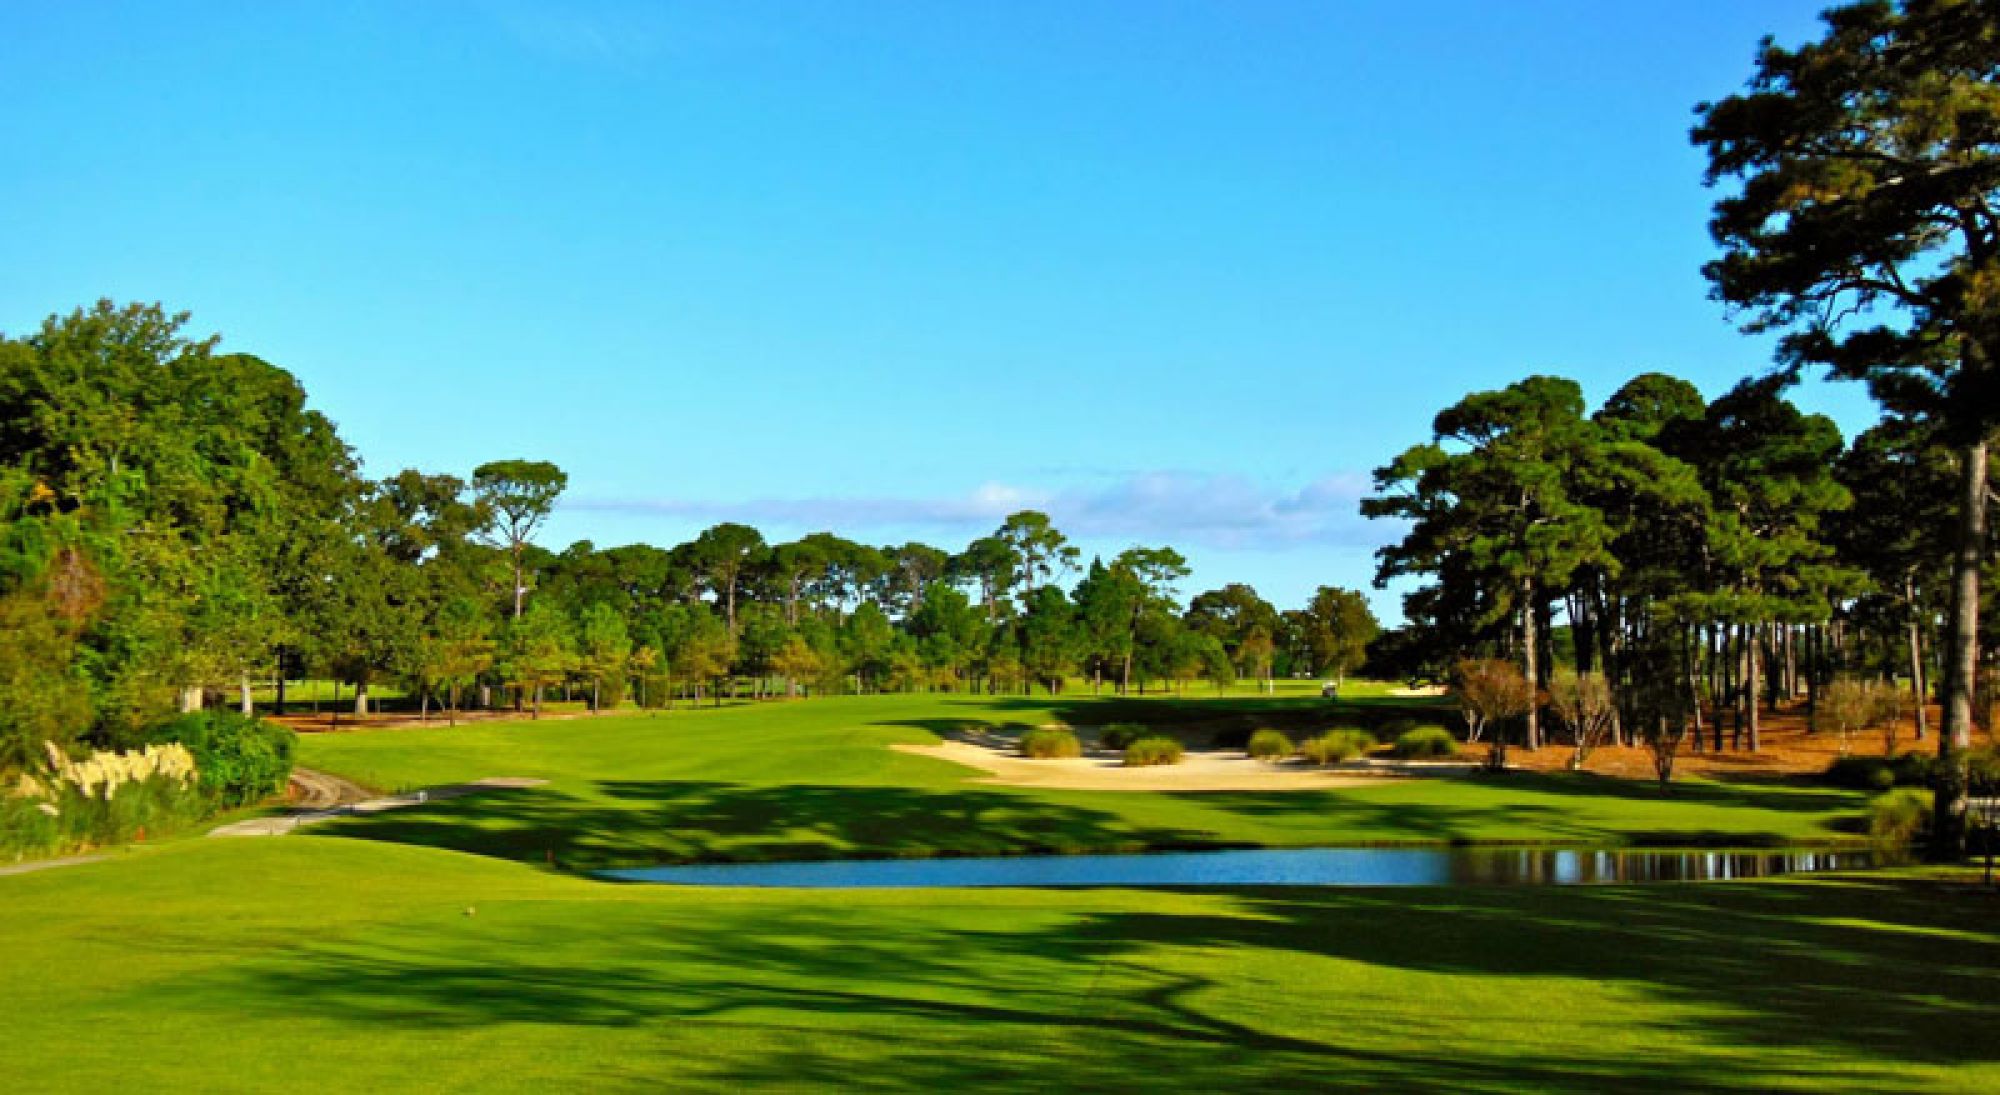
xmin=892 ymin=739 xmax=1405 ymax=792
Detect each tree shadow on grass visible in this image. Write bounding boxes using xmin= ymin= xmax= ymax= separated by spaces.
xmin=1185 ymin=771 xmax=1861 ymax=849
xmin=316 ymin=780 xmax=1223 ymax=870
xmin=178 ymin=874 xmax=1999 ymax=1091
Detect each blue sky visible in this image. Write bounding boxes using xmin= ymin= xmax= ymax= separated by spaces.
xmin=2 ymin=1 xmax=1869 ymax=618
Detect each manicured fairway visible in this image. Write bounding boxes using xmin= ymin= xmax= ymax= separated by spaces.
xmin=8 ymin=694 xmax=1988 ymax=1093
xmin=298 ymin=694 xmax=1868 ymax=869
xmin=3 ymin=837 xmax=1996 ymax=1092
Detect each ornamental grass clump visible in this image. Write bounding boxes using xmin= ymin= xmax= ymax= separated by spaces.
xmin=1391 ymin=726 xmax=1459 ymax=760
xmin=1300 ymin=728 xmax=1376 ymax=766
xmin=4 ymin=740 xmax=206 ymax=859
xmin=1018 ymin=727 xmax=1082 ymax=759
xmin=1123 ymin=736 xmax=1185 ymax=767
xmin=1246 ymin=729 xmax=1294 ymax=761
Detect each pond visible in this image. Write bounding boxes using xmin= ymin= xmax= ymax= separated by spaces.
xmin=603 ymin=846 xmax=1880 ymax=889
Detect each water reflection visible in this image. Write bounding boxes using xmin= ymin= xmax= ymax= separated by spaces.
xmin=604 ymin=847 xmax=1879 ymax=889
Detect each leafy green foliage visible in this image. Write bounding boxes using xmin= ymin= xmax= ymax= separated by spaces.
xmin=145 ymin=710 xmax=296 ymax=807
xmin=1866 ymin=789 xmax=1930 ymax=846
xmin=1095 ymin=723 xmax=1148 ymax=750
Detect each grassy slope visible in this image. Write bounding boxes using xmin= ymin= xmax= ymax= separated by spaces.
xmin=298 ymin=694 xmax=1866 ymax=868
xmin=3 ymin=836 xmax=1996 ymax=1093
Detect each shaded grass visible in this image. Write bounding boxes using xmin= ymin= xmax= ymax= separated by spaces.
xmin=2 ymin=838 xmax=1995 ymax=1092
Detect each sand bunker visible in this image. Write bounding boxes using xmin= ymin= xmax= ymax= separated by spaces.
xmin=893 ymin=739 xmax=1410 ymax=792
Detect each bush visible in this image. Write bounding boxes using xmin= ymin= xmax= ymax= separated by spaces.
xmin=1247 ymin=729 xmax=1294 ymax=761
xmin=1824 ymin=753 xmax=1932 ymax=791
xmin=1391 ymin=726 xmax=1459 ymax=759
xmin=1018 ymin=727 xmax=1082 ymax=759
xmin=1123 ymin=736 xmax=1185 ymax=767
xmin=145 ymin=710 xmax=297 ymax=806
xmin=1867 ymin=788 xmax=1930 ymax=845
xmin=1889 ymin=751 xmax=1935 ymax=787
xmin=1095 ymin=722 xmax=1148 ymax=751
xmin=1300 ymin=728 xmax=1376 ymax=766
xmin=1824 ymin=755 xmax=1896 ymax=791
xmin=1377 ymin=717 xmax=1420 ymax=739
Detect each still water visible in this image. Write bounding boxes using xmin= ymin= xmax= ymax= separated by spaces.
xmin=604 ymin=846 xmax=1876 ymax=889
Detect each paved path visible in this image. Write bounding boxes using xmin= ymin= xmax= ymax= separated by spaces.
xmin=0 ymin=854 xmax=109 ymax=878
xmin=208 ymin=776 xmax=549 ymax=837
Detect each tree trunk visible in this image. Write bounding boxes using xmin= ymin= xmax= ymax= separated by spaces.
xmin=275 ymin=670 xmax=287 ymax=717
xmin=180 ymin=686 xmax=203 ymax=714
xmin=1934 ymin=437 xmax=1988 ymax=858
xmin=1746 ymin=624 xmax=1761 ymax=752
xmin=448 ymin=683 xmax=459 ymax=728
xmin=1907 ymin=576 xmax=1929 ymax=741
xmin=1521 ymin=575 xmax=1540 ymax=751
xmin=532 ymin=681 xmax=543 ymax=719
xmin=240 ymin=675 xmax=253 ymax=717
xmin=512 ymin=543 xmax=525 ymax=619
xmin=354 ymin=680 xmax=369 ymax=718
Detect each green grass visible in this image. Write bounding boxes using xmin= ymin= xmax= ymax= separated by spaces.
xmin=8 ymin=692 xmax=1987 ymax=1091
xmin=294 ymin=694 xmax=1865 ymax=869
xmin=2 ymin=837 xmax=1995 ymax=1092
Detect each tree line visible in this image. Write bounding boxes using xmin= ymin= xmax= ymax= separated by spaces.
xmin=0 ymin=302 xmax=1380 ymax=765
xmin=1368 ymin=0 xmax=2000 ymax=851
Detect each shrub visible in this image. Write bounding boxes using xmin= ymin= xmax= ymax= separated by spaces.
xmin=1247 ymin=729 xmax=1294 ymax=761
xmin=1824 ymin=753 xmax=1931 ymax=791
xmin=145 ymin=710 xmax=296 ymax=807
xmin=1123 ymin=736 xmax=1185 ymax=767
xmin=1867 ymin=788 xmax=1930 ymax=846
xmin=1300 ymin=728 xmax=1376 ymax=766
xmin=1824 ymin=755 xmax=1896 ymax=791
xmin=1018 ymin=727 xmax=1082 ymax=759
xmin=1377 ymin=717 xmax=1420 ymax=739
xmin=1392 ymin=726 xmax=1459 ymax=759
xmin=1096 ymin=722 xmax=1148 ymax=751
xmin=1888 ymin=751 xmax=1935 ymax=787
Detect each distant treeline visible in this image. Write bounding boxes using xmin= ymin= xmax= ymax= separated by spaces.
xmin=0 ymin=301 xmax=1380 ymax=764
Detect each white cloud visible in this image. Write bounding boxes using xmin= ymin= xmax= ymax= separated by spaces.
xmin=565 ymin=470 xmax=1393 ymax=551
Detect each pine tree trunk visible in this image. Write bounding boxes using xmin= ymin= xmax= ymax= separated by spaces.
xmin=1934 ymin=437 xmax=1988 ymax=857
xmin=1906 ymin=576 xmax=1929 ymax=741
xmin=1521 ymin=575 xmax=1540 ymax=751
xmin=1746 ymin=625 xmax=1761 ymax=752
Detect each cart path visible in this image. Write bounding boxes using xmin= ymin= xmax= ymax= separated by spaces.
xmin=208 ymin=774 xmax=549 ymax=836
